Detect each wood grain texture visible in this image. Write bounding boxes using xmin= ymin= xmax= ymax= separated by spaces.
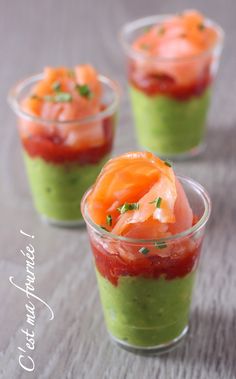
xmin=0 ymin=0 xmax=236 ymax=378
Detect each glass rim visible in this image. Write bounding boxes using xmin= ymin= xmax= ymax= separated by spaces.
xmin=8 ymin=73 xmax=121 ymax=126
xmin=119 ymin=14 xmax=224 ymax=63
xmin=81 ymin=175 xmax=212 ymax=245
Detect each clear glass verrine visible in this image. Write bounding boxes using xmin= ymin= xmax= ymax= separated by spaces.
xmin=120 ymin=15 xmax=224 ymax=160
xmin=82 ymin=175 xmax=211 ymax=353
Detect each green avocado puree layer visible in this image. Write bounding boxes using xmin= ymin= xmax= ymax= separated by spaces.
xmin=23 ymin=153 xmax=109 ymax=221
xmin=129 ymin=85 xmax=211 ymax=156
xmin=96 ymin=269 xmax=196 ymax=347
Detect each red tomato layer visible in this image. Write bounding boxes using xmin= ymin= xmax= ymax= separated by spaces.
xmin=128 ymin=61 xmax=211 ymax=100
xmin=22 ymin=114 xmax=114 ymax=165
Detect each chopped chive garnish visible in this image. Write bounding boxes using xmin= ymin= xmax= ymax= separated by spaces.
xmin=117 ymin=204 xmax=128 ymax=214
xmin=164 ymin=160 xmax=172 ymax=167
xmin=144 ymin=26 xmax=151 ymax=33
xmin=68 ymin=69 xmax=75 ymax=78
xmin=44 ymin=95 xmax=55 ymax=102
xmin=31 ymin=94 xmax=40 ymax=100
xmin=139 ymin=247 xmax=149 ymax=255
xmin=52 ymin=81 xmax=61 ymax=92
xmin=106 ymin=214 xmax=112 ymax=226
xmin=158 ymin=27 xmax=165 ymax=36
xmin=100 ymin=226 xmax=109 ymax=232
xmin=156 ymin=197 xmax=162 ymax=208
xmin=117 ymin=202 xmax=139 ymax=214
xmin=54 ymin=92 xmax=72 ymax=102
xmin=198 ymin=23 xmax=205 ymax=31
xmin=154 ymin=242 xmax=167 ymax=249
xmin=149 ymin=197 xmax=162 ymax=208
xmin=44 ymin=92 xmax=72 ymax=103
xmin=140 ymin=43 xmax=149 ymax=50
xmin=75 ymin=84 xmax=92 ymax=99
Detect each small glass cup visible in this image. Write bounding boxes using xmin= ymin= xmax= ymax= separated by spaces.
xmin=82 ymin=176 xmax=211 ymax=354
xmin=120 ymin=15 xmax=224 ymax=159
xmin=8 ymin=73 xmax=120 ymax=227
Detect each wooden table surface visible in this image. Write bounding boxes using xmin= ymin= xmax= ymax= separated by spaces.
xmin=0 ymin=0 xmax=236 ymax=378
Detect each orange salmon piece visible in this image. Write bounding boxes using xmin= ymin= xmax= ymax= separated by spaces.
xmin=88 ymin=152 xmax=176 ymax=227
xmin=132 ymin=10 xmax=218 ymax=85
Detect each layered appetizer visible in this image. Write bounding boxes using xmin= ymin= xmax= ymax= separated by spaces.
xmin=121 ymin=10 xmax=223 ymax=158
xmin=82 ymin=151 xmax=211 ymax=352
xmin=9 ymin=65 xmax=119 ymax=225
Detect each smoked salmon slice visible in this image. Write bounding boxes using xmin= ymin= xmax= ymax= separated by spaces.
xmin=87 ymin=151 xmax=193 ymax=238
